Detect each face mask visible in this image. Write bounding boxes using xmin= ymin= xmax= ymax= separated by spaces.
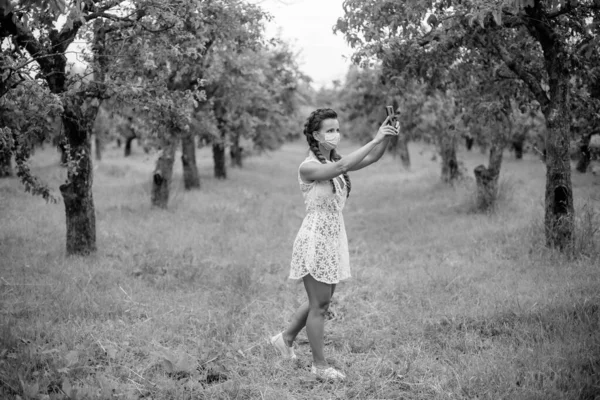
xmin=318 ymin=131 xmax=340 ymax=150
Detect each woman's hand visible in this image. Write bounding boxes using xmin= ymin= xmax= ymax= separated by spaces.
xmin=373 ymin=117 xmax=399 ymax=144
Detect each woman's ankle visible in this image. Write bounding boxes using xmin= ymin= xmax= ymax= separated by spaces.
xmin=312 ymin=360 xmax=328 ymax=369
xmin=282 ymin=332 xmax=294 ymax=347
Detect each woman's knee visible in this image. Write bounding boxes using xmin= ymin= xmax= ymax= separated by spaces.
xmin=309 ymin=298 xmax=331 ymax=315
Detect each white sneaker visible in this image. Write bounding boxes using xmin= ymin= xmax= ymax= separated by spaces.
xmin=311 ymin=364 xmax=346 ymax=381
xmin=270 ymin=332 xmax=297 ymax=360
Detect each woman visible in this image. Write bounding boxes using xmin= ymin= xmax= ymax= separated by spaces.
xmin=270 ymin=108 xmax=398 ymax=381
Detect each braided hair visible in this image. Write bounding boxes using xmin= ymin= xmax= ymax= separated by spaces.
xmin=303 ymin=108 xmax=352 ymax=198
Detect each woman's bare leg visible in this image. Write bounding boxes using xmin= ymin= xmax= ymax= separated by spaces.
xmin=302 ymin=274 xmax=334 ymax=367
xmin=282 ymin=301 xmax=308 ymax=346
xmin=282 ymin=283 xmax=336 ymax=346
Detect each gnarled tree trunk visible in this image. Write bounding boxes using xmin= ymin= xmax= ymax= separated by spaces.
xmin=439 ymin=132 xmax=460 ymax=183
xmin=543 ymin=103 xmax=573 ymax=249
xmin=474 ymin=139 xmax=504 ymax=211
xmin=529 ymin=19 xmax=574 ymax=249
xmin=536 ymin=67 xmax=573 ymax=250
xmin=465 ymin=135 xmax=474 ymax=151
xmin=124 ymin=135 xmax=135 ymax=157
xmin=213 ymin=109 xmax=228 ymax=179
xmin=59 ymin=105 xmax=98 ymax=255
xmin=511 ymin=132 xmax=526 ymax=160
xmin=213 ymin=141 xmax=227 ymax=179
xmin=230 ymin=134 xmax=243 ymax=168
xmin=181 ymin=131 xmax=200 ymax=189
xmin=151 ymin=137 xmax=177 ymax=208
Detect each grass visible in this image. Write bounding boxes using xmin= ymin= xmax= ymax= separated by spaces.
xmin=0 ymin=140 xmax=599 ymax=400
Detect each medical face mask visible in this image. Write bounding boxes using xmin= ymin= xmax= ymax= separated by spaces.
xmin=318 ymin=131 xmax=341 ymax=150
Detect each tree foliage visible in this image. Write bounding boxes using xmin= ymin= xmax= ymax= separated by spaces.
xmin=0 ymin=0 xmax=311 ymax=250
xmin=337 ymin=0 xmax=600 ymax=248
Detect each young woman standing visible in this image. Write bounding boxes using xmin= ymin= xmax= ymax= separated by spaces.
xmin=271 ymin=108 xmax=398 ymax=381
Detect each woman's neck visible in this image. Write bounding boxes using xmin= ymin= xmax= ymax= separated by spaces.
xmin=318 ymin=144 xmax=332 ymax=161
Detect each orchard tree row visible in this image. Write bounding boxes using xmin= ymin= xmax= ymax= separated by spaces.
xmin=324 ymin=0 xmax=598 ymax=251
xmin=0 ymin=0 xmax=310 ymax=255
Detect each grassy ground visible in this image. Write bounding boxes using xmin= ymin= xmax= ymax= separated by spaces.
xmin=1 ymin=140 xmax=599 ymax=400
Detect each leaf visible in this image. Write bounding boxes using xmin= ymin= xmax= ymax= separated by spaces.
xmin=97 ymin=373 xmax=114 ymax=399
xmin=50 ymin=0 xmax=66 ymax=14
xmin=62 ymin=378 xmax=74 ymax=398
xmin=63 ymin=17 xmax=73 ymax=31
xmin=162 ymin=357 xmax=174 ymax=373
xmin=522 ymin=0 xmax=535 ymax=7
xmin=466 ymin=13 xmax=476 ymax=27
xmin=492 ymin=10 xmax=502 ymax=26
xmin=64 ymin=350 xmax=79 ymax=367
xmin=175 ymin=353 xmax=195 ymax=373
xmin=477 ymin=13 xmax=485 ymax=28
xmin=106 ymin=346 xmax=118 ymax=360
xmin=21 ymin=381 xmax=39 ymax=398
xmin=0 ymin=0 xmax=11 ymax=15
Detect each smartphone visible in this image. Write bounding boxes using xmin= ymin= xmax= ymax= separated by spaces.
xmin=385 ymin=106 xmax=400 ymax=129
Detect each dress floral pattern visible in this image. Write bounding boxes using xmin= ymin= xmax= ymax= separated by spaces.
xmin=289 ymin=152 xmax=351 ymax=284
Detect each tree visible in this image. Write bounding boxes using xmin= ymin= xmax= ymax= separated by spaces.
xmin=202 ymin=35 xmax=308 ymax=177
xmin=334 ymin=66 xmax=412 ymax=168
xmin=337 ymin=0 xmax=600 ymax=249
xmin=418 ymin=92 xmax=465 ymax=182
xmin=0 ymin=0 xmax=206 ymax=253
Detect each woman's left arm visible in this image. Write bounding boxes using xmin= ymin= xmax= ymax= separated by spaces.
xmin=347 ymin=136 xmax=391 ymax=171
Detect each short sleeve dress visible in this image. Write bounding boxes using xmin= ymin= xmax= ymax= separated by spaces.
xmin=289 ymin=151 xmax=351 ymax=284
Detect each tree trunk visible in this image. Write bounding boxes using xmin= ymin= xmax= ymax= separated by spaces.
xmin=575 ymin=133 xmax=592 ymax=173
xmin=181 ymin=132 xmax=200 ymax=189
xmin=59 ymin=112 xmax=97 ymax=255
xmin=474 ymin=140 xmax=504 ymax=211
xmin=512 ymin=133 xmax=525 ymax=159
xmin=542 ymin=77 xmax=574 ymax=249
xmin=92 ymin=26 xmax=106 ymax=164
xmin=0 ymin=151 xmax=12 ymax=177
xmin=94 ymin=135 xmax=102 ymax=161
xmin=124 ymin=136 xmax=135 ymax=157
xmin=397 ymin=134 xmax=410 ymax=169
xmin=213 ymin=141 xmax=227 ymax=179
xmin=230 ymin=134 xmax=243 ymax=168
xmin=465 ymin=135 xmax=474 ymax=151
xmin=59 ymin=143 xmax=68 ymax=166
xmin=151 ymin=137 xmax=177 ymax=208
xmin=439 ymin=132 xmax=460 ymax=183
xmin=388 ymin=135 xmax=411 ymax=169
xmin=3 ymin=11 xmax=103 ymax=256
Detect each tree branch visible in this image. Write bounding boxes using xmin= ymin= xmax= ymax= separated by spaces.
xmin=490 ymin=36 xmax=550 ymax=111
xmin=139 ymin=23 xmax=177 ymax=33
xmin=547 ymin=2 xmax=575 ymax=19
xmin=0 ymin=13 xmax=57 ymax=76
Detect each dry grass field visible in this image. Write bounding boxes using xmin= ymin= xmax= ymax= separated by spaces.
xmin=1 ymin=139 xmax=599 ymax=400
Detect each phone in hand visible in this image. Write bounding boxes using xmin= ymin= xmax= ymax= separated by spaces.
xmin=385 ymin=106 xmax=400 ymax=130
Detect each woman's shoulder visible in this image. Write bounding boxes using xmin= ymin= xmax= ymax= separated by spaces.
xmin=299 ymin=151 xmax=320 ymax=166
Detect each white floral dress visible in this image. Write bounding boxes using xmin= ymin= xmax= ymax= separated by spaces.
xmin=289 ymin=152 xmax=351 ymax=284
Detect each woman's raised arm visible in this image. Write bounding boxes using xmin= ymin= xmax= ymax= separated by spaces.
xmin=300 ymin=119 xmax=397 ymax=182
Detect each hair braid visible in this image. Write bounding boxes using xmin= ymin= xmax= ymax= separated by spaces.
xmin=331 ymin=149 xmax=351 ymax=197
xmin=302 ymin=108 xmax=351 ymax=198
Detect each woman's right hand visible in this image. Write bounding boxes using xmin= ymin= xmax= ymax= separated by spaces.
xmin=373 ymin=117 xmax=399 ymax=144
